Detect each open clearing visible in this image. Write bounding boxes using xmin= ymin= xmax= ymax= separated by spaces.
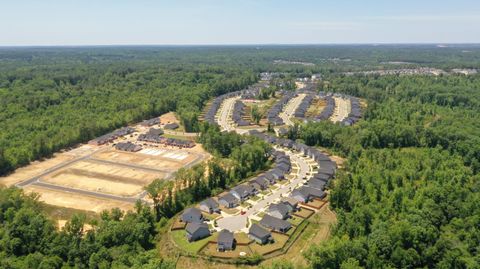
xmin=23 ymin=185 xmax=134 ymax=213
xmin=92 ymin=149 xmax=194 ymax=170
xmin=1 ymin=124 xmax=208 ymax=213
xmin=41 ymin=160 xmax=166 ymax=197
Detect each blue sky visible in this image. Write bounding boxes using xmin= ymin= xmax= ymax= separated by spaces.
xmin=1 ymin=0 xmax=480 ymax=45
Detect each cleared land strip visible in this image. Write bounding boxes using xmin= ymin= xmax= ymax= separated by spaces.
xmin=31 ymin=181 xmax=140 ymax=203
xmin=87 ymin=158 xmax=173 ymax=175
xmin=15 ymin=151 xmax=99 ymax=187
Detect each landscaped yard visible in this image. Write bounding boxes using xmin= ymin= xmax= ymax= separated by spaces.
xmin=260 ymin=189 xmax=271 ymax=195
xmin=171 ymin=229 xmax=216 ymax=254
xmin=293 ymin=208 xmax=315 ymax=219
xmin=221 ymin=207 xmax=240 ymax=215
xmin=249 ymin=195 xmax=261 ymax=202
xmin=305 ymin=199 xmax=326 ymax=209
xmin=202 ymin=212 xmax=220 ymax=220
xmin=235 ymin=232 xmax=252 ymax=244
xmin=171 ymin=218 xmax=186 ymax=230
xmin=288 ymin=215 xmax=304 ymax=227
xmin=201 ymin=242 xmax=253 ymax=258
xmin=249 ymin=233 xmax=289 ymax=255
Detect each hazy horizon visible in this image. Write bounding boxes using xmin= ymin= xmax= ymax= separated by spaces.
xmin=2 ymin=0 xmax=480 ymax=46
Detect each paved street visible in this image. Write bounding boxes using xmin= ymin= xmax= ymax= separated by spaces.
xmin=330 ymin=97 xmax=351 ymax=122
xmin=216 ymin=148 xmax=313 ymax=233
xmin=216 ymin=96 xmax=240 ymax=132
xmin=279 ymin=93 xmax=306 ymax=126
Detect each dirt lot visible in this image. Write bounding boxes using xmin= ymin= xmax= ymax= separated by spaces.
xmin=23 ymin=185 xmax=134 ymax=213
xmin=1 ymin=154 xmax=76 ymax=187
xmin=41 ymin=160 xmax=165 ymax=197
xmin=92 ymin=149 xmax=193 ymax=170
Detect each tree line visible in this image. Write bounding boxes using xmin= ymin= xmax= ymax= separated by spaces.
xmin=285 ymin=74 xmax=480 ymax=268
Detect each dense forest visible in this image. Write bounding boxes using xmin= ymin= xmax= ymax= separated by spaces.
xmin=295 ymin=74 xmax=480 ymax=268
xmin=1 ymin=46 xmax=480 ymax=268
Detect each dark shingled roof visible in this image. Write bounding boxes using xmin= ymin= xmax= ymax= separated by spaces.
xmin=186 ymin=222 xmax=209 ymax=234
xmin=260 ymin=215 xmax=292 ymax=231
xmin=218 ymin=229 xmax=234 ymax=246
xmin=249 ymin=223 xmax=271 ymax=239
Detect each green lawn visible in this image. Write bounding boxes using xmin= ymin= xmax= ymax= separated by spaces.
xmin=162 ymin=133 xmax=191 ymax=140
xmin=269 ymin=185 xmax=279 ymax=191
xmin=249 ymin=195 xmax=261 ymax=201
xmin=260 ymin=190 xmax=271 ymax=195
xmin=249 ymin=233 xmax=289 ymax=255
xmin=288 ymin=216 xmax=304 ymax=227
xmin=171 ymin=229 xmax=215 ymax=254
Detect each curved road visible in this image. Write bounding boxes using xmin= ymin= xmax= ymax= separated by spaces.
xmin=214 ymin=97 xmax=315 ymax=232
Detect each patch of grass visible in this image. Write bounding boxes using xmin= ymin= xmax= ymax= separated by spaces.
xmin=249 ymin=195 xmax=261 ymax=202
xmin=293 ymin=208 xmax=314 ymax=219
xmin=170 ymin=229 xmax=214 ymax=254
xmin=256 ymin=211 xmax=266 ymax=218
xmin=249 ymin=233 xmax=289 ymax=255
xmin=202 ymin=242 xmax=253 ymax=258
xmin=162 ymin=133 xmax=191 ymax=141
xmin=42 ymin=203 xmax=99 ymax=223
xmin=235 ymin=232 xmax=252 ymax=244
xmin=306 ymin=199 xmax=326 ymax=208
xmin=288 ymin=216 xmax=304 ymax=227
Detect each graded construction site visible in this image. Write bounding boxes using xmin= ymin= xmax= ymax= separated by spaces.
xmin=1 ymin=118 xmax=208 ymax=213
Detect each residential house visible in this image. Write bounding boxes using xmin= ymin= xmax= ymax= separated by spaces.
xmin=186 ymin=222 xmax=210 ymax=242
xmin=199 ymin=198 xmax=220 ymax=214
xmin=230 ymin=185 xmax=256 ymax=201
xmin=291 ymin=186 xmax=326 ymax=203
xmin=267 ymin=203 xmax=291 ymax=220
xmin=259 ymin=215 xmax=292 ymax=233
xmin=218 ymin=193 xmax=240 ymax=208
xmin=248 ymin=224 xmax=273 ymax=245
xmin=181 ymin=208 xmax=203 ymax=223
xmin=217 ymin=229 xmax=235 ymax=251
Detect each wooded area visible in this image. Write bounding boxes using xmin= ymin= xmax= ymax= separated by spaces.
xmin=1 ymin=46 xmax=479 ymax=268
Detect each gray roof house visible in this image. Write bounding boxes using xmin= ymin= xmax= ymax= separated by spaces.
xmin=253 ymin=177 xmax=270 ymax=189
xmin=263 ymin=172 xmax=276 ymax=184
xmin=281 ymin=197 xmax=299 ymax=212
xmin=307 ymin=178 xmax=327 ymax=190
xmin=218 ymin=193 xmax=240 ymax=208
xmin=260 ymin=215 xmax=292 ymax=233
xmin=291 ymin=186 xmax=326 ymax=203
xmin=230 ymin=184 xmax=256 ymax=201
xmin=267 ymin=203 xmax=291 ymax=220
xmin=199 ymin=198 xmax=220 ymax=214
xmin=313 ymin=173 xmax=332 ymax=182
xmin=248 ymin=224 xmax=273 ymax=245
xmin=270 ymin=169 xmax=285 ymax=180
xmin=163 ymin=123 xmax=179 ymax=130
xmin=186 ymin=222 xmax=210 ymax=242
xmin=181 ymin=208 xmax=203 ymax=223
xmin=217 ymin=229 xmax=235 ymax=251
